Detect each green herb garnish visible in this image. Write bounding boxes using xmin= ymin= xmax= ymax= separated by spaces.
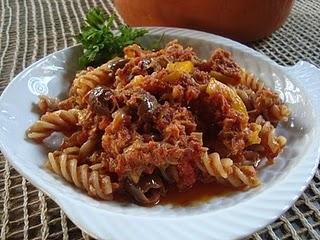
xmin=76 ymin=8 xmax=148 ymax=67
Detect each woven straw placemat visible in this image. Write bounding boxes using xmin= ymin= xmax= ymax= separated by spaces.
xmin=0 ymin=0 xmax=319 ymax=239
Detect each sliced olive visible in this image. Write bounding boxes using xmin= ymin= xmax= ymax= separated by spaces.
xmin=127 ymin=90 xmax=158 ymax=122
xmin=124 ymin=175 xmax=164 ymax=206
xmin=87 ymin=86 xmax=117 ymax=115
xmin=107 ymin=57 xmax=129 ymax=77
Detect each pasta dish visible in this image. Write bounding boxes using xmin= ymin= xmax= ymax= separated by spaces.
xmin=27 ymin=41 xmax=289 ymax=206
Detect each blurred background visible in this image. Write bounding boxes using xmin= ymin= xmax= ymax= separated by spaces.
xmin=114 ymin=0 xmax=295 ymax=42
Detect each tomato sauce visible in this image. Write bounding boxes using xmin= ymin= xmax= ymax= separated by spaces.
xmin=160 ymin=182 xmax=239 ymax=206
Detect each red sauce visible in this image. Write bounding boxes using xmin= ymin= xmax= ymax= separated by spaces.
xmin=160 ymin=182 xmax=239 ymax=206
xmin=113 ymin=182 xmax=240 ymax=207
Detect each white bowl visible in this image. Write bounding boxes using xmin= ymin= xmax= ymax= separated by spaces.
xmin=1 ymin=27 xmax=320 ymax=240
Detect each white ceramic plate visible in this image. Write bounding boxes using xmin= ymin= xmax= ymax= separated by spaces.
xmin=1 ymin=27 xmax=320 ymax=240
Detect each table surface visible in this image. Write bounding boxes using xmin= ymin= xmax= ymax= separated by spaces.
xmin=0 ymin=0 xmax=319 ymax=239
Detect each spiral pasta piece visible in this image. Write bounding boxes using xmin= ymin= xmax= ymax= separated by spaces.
xmin=226 ymin=165 xmax=260 ymax=187
xmin=253 ymin=89 xmax=290 ymax=123
xmin=235 ymin=87 xmax=255 ymax=110
xmin=270 ymin=104 xmax=290 ymax=122
xmin=47 ymin=147 xmax=113 ymax=200
xmin=27 ymin=109 xmax=79 ymax=141
xmin=202 ymin=152 xmax=233 ymax=178
xmin=70 ymin=63 xmax=113 ymax=104
xmin=202 ymin=152 xmax=260 ymax=188
xmin=260 ymin=121 xmax=287 ymax=156
xmin=240 ymin=70 xmax=264 ymax=92
xmin=37 ymin=95 xmax=59 ymax=113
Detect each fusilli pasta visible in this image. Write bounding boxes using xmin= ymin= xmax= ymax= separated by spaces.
xmin=269 ymin=104 xmax=290 ymax=122
xmin=37 ymin=95 xmax=59 ymax=113
xmin=27 ymin=109 xmax=79 ymax=141
xmin=259 ymin=120 xmax=287 ymax=158
xmin=202 ymin=152 xmax=260 ymax=187
xmin=70 ymin=63 xmax=113 ymax=105
xmin=240 ymin=70 xmax=264 ymax=92
xmin=47 ymin=147 xmax=113 ymax=200
xmin=235 ymin=87 xmax=255 ymax=111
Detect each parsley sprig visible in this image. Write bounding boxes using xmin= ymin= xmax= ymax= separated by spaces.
xmin=76 ymin=8 xmax=148 ymax=67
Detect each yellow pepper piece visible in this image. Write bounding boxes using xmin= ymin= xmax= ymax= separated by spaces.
xmin=164 ymin=61 xmax=193 ymax=82
xmin=206 ymin=78 xmax=248 ymax=117
xmin=166 ymin=61 xmax=194 ymax=73
xmin=247 ymin=123 xmax=262 ymax=145
xmin=130 ymin=75 xmax=145 ymax=86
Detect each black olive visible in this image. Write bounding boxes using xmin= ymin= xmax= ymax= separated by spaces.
xmin=107 ymin=57 xmax=129 ymax=78
xmin=125 ymin=90 xmax=159 ymax=128
xmin=124 ymin=175 xmax=164 ymax=206
xmin=141 ymin=58 xmax=154 ymax=75
xmin=87 ymin=86 xmax=117 ymax=115
xmin=138 ymin=94 xmax=156 ymax=118
xmin=129 ymin=91 xmax=158 ymax=122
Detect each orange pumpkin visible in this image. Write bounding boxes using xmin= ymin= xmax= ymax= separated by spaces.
xmin=114 ymin=0 xmax=294 ymax=42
